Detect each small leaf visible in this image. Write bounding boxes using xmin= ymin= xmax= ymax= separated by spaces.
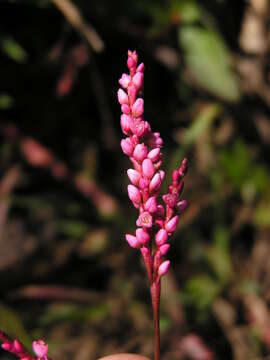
xmin=179 ymin=26 xmax=240 ymax=102
xmin=0 ymin=37 xmax=28 ymax=63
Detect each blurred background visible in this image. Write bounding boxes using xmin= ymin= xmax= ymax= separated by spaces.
xmin=0 ymin=0 xmax=270 ymax=359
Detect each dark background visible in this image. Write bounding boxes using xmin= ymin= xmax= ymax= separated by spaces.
xmin=0 ymin=0 xmax=270 ymax=359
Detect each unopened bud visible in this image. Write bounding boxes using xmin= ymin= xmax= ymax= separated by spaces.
xmin=158 ymin=260 xmax=170 ymax=277
xmin=125 ymin=234 xmax=140 ymax=248
xmin=155 ymin=229 xmax=168 ymax=246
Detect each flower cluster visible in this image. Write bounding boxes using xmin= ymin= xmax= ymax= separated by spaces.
xmin=0 ymin=330 xmax=49 ymax=360
xmin=118 ymin=50 xmax=188 ymax=284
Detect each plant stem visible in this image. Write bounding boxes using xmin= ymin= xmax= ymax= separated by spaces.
xmin=150 ymin=281 xmax=161 ymax=360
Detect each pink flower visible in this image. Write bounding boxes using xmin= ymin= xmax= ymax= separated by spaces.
xmin=119 ymin=73 xmax=130 ymax=88
xmin=133 ymin=72 xmax=144 ymax=89
xmin=159 ymin=243 xmax=170 ymax=255
xmin=32 ymin=339 xmax=48 ymax=358
xmin=127 ymin=169 xmax=141 ymax=185
xmin=132 ymin=98 xmax=144 ymax=118
xmin=117 ymin=89 xmax=129 ymax=105
xmin=177 ymin=199 xmax=189 ymax=212
xmin=155 ymin=229 xmax=168 ymax=246
xmin=127 ymin=184 xmax=141 ymax=204
xmin=136 ymin=211 xmax=153 ymax=228
xmin=125 ymin=234 xmax=140 ymax=249
xmin=121 ymin=104 xmax=130 ymax=115
xmin=121 ymin=138 xmax=133 ymax=156
xmin=145 ymin=196 xmax=158 ymax=213
xmin=158 ymin=260 xmax=170 ymax=277
xmin=136 ymin=228 xmax=150 ymax=245
xmin=120 ymin=114 xmax=131 ymax=135
xmin=148 ymin=148 xmax=161 ymax=162
xmin=149 ymin=173 xmax=162 ymax=193
xmin=165 ymin=215 xmax=179 ymax=233
xmin=142 ymin=158 xmax=155 ymax=179
xmin=133 ymin=143 xmax=148 ymax=162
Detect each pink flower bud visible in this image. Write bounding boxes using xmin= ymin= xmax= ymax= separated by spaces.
xmin=148 ymin=148 xmax=161 ymax=162
xmin=142 ymin=158 xmax=155 ymax=179
xmin=125 ymin=234 xmax=140 ymax=248
xmin=119 ymin=73 xmax=131 ymax=88
xmin=141 ymin=246 xmax=150 ymax=257
xmin=155 ymin=228 xmax=168 ymax=246
xmin=159 ymin=243 xmax=170 ymax=255
xmin=130 ymin=119 xmax=147 ymax=137
xmin=136 ymin=211 xmax=153 ymax=228
xmin=13 ymin=340 xmax=23 ymax=353
xmin=132 ymin=98 xmax=144 ymax=118
xmin=156 ymin=205 xmax=165 ymax=217
xmin=179 ymin=158 xmax=188 ymax=177
xmin=177 ymin=199 xmax=189 ymax=212
xmin=136 ymin=63 xmax=144 ymax=72
xmin=133 ymin=143 xmax=148 ymax=162
xmin=158 ymin=260 xmax=170 ymax=277
xmin=2 ymin=343 xmax=12 ymax=351
xmin=33 ymin=340 xmax=48 ymax=358
xmin=145 ymin=196 xmax=157 ymax=213
xmin=139 ymin=177 xmax=149 ymax=189
xmin=121 ymin=104 xmax=130 ymax=114
xmin=149 ymin=173 xmax=162 ymax=193
xmin=165 ymin=215 xmax=179 ymax=233
xmin=159 ymin=170 xmax=165 ymax=181
xmin=127 ymin=56 xmax=137 ymax=69
xmin=127 ymin=169 xmax=141 ymax=185
xmin=153 ymin=132 xmax=163 ymax=147
xmin=120 ymin=114 xmax=131 ymax=135
xmin=163 ymin=193 xmax=178 ymax=208
xmin=128 ymin=83 xmax=137 ymax=105
xmin=136 ymin=228 xmax=150 ymax=245
xmin=172 ymin=169 xmax=179 ymax=181
xmin=132 ymin=72 xmax=144 ymax=89
xmin=127 ymin=184 xmax=141 ymax=204
xmin=121 ymin=138 xmax=133 ymax=156
xmin=117 ymin=89 xmax=129 ymax=105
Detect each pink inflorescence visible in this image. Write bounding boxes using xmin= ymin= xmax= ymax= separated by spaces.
xmin=118 ymin=50 xmax=188 ymax=284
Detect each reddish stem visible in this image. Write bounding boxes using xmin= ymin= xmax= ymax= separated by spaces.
xmin=150 ymin=281 xmax=161 ymax=360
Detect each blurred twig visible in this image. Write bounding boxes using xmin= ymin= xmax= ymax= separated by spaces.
xmin=51 ymin=0 xmax=105 ymax=53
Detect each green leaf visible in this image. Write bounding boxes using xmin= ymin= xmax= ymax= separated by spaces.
xmin=179 ymin=26 xmax=240 ymax=102
xmin=170 ymin=0 xmax=201 ymax=23
xmin=0 ymin=94 xmax=14 ymax=109
xmin=254 ymin=204 xmax=270 ymax=226
xmin=185 ymin=275 xmax=221 ymax=309
xmin=0 ymin=303 xmax=31 ymax=348
xmin=220 ymin=140 xmax=250 ymax=188
xmin=182 ymin=103 xmax=221 ymax=146
xmin=0 ymin=37 xmax=28 ymax=63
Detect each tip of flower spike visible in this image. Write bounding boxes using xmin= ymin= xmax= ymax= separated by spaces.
xmin=178 ymin=158 xmax=188 ymax=177
xmin=33 ymin=339 xmax=48 ymax=358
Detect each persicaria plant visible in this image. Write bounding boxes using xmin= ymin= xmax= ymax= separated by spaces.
xmin=0 ymin=50 xmax=188 ymax=360
xmin=118 ymin=50 xmax=188 ymax=360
